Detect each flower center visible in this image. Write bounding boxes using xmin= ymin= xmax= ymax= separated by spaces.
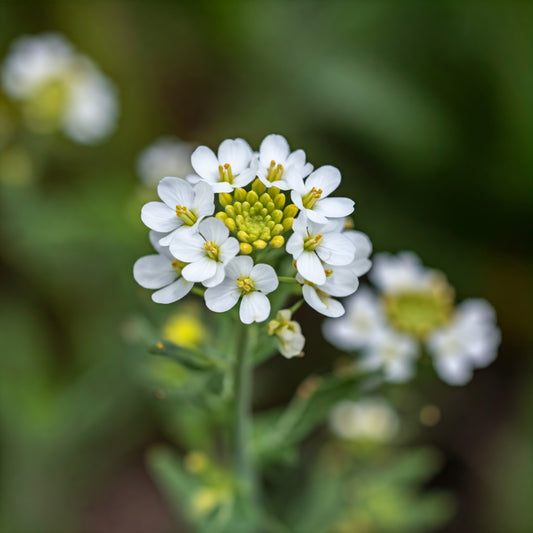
xmin=215 ymin=178 xmax=299 ymax=254
xmin=175 ymin=205 xmax=197 ymax=226
xmin=303 ymin=233 xmax=323 ymax=252
xmin=302 ymin=187 xmax=323 ymax=209
xmin=266 ymin=160 xmax=284 ymax=183
xmin=383 ymin=277 xmax=454 ymax=339
xmin=171 ymin=259 xmax=187 ymax=274
xmin=218 ymin=163 xmax=234 ymax=184
xmin=203 ymin=241 xmax=220 ymax=261
xmin=237 ymin=276 xmax=255 ymax=294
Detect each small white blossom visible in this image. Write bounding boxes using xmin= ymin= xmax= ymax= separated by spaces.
xmin=141 ymin=177 xmax=214 ymax=246
xmin=359 ymin=328 xmax=419 ymax=383
xmin=267 ymin=309 xmax=306 ymax=358
xmin=323 ymin=288 xmax=385 ymax=350
xmin=290 ymin=165 xmax=354 ymax=224
xmin=286 ymin=217 xmax=355 ymax=285
xmin=191 ymin=138 xmax=255 ymax=193
xmin=136 ymin=136 xmax=195 ymax=187
xmin=1 ymin=33 xmax=118 ymax=144
xmin=427 ymin=299 xmax=501 ymax=385
xmin=330 ymin=398 xmax=399 ymax=442
xmin=169 ymin=217 xmax=239 ymax=287
xmin=133 ymin=232 xmax=192 ymax=304
xmin=256 ymin=134 xmax=313 ymax=190
xmin=205 ymin=256 xmax=279 ymax=324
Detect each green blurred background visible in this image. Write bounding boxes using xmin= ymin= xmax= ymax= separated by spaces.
xmin=0 ymin=2 xmax=532 ymax=532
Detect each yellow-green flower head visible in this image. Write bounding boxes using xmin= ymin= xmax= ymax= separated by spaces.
xmin=215 ymin=178 xmax=299 ymax=254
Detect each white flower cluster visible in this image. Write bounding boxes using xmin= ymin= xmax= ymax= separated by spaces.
xmin=1 ymin=33 xmax=118 ymax=144
xmin=323 ymin=252 xmax=501 ymax=385
xmin=134 ymin=134 xmax=371 ymax=325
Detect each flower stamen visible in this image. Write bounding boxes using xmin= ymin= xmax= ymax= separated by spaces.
xmin=204 ymin=241 xmax=220 ymax=261
xmin=237 ymin=276 xmax=255 ymax=294
xmin=175 ymin=205 xmax=198 ymax=226
xmin=302 ymin=187 xmax=323 ymax=209
xmin=266 ymin=160 xmax=284 ymax=183
xmin=218 ymin=163 xmax=234 ymax=184
xmin=303 ymin=234 xmax=323 ymax=252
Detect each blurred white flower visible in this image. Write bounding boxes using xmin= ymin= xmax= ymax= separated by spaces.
xmin=136 ymin=136 xmax=196 ymax=187
xmin=1 ymin=33 xmax=118 ymax=144
xmin=330 ymin=398 xmax=399 ymax=442
xmin=133 ymin=232 xmax=192 ymax=304
xmin=427 ymin=299 xmax=501 ymax=385
xmin=267 ymin=309 xmax=305 ymax=358
xmin=205 ymin=256 xmax=279 ymax=324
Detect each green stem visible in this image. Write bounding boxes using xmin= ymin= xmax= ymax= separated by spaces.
xmin=277 ymin=276 xmax=299 ymax=284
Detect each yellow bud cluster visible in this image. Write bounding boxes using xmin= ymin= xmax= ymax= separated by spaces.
xmin=216 ymin=178 xmax=299 ymax=254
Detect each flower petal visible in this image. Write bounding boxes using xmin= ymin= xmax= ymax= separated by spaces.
xmin=205 ymin=281 xmax=241 ymax=312
xmin=240 ymin=292 xmax=271 ymax=324
xmin=152 ymin=278 xmax=193 ymax=304
xmin=133 ymin=254 xmax=175 ymax=289
xmin=317 ymin=233 xmax=355 ymax=265
xmin=314 ymin=197 xmax=354 ymax=219
xmin=217 ymin=138 xmax=252 ymax=173
xmin=226 ymin=256 xmax=253 ymax=279
xmin=191 ymin=145 xmax=219 ymax=180
xmin=297 ymin=252 xmax=326 ymax=285
xmin=259 ymin=134 xmax=290 ymax=166
xmin=305 ymin=165 xmax=341 ymax=197
xmin=141 ymin=202 xmax=180 ymax=232
xmin=192 ymin=181 xmax=215 ymax=217
xmin=199 ymin=217 xmax=229 ymax=243
xmin=169 ymin=232 xmax=205 ymax=262
xmin=219 ymin=237 xmax=240 ymax=263
xmin=157 ymin=177 xmax=194 ymax=209
xmin=181 ymin=257 xmax=217 ymax=282
xmin=302 ymin=284 xmax=344 ymax=317
xmin=203 ymin=263 xmax=225 ymax=288
xmin=251 ymin=263 xmax=279 ymax=294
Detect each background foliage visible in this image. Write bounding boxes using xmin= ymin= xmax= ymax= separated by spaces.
xmin=0 ymin=2 xmax=531 ymax=532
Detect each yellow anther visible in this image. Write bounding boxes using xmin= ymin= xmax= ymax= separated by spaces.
xmin=219 ymin=193 xmax=233 ymax=206
xmin=303 ymin=234 xmax=323 ymax=252
xmin=237 ymin=276 xmax=255 ymax=294
xmin=252 ymin=239 xmax=267 ymax=250
xmin=344 ymin=218 xmax=355 ymax=230
xmin=302 ymin=187 xmax=323 ymax=209
xmin=218 ymin=163 xmax=234 ymax=184
xmin=266 ymin=161 xmax=285 ymax=183
xmin=325 ymin=269 xmax=333 ymax=277
xmin=240 ymin=243 xmax=253 ymax=254
xmin=270 ymin=236 xmax=284 ymax=248
xmin=237 ymin=230 xmax=250 ymax=242
xmin=204 ymin=241 xmax=219 ymax=261
xmin=171 ymin=259 xmax=187 ymax=272
xmin=175 ymin=205 xmax=197 ymax=226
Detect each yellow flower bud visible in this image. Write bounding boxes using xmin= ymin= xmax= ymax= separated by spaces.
xmin=253 ymin=239 xmax=267 ymax=250
xmin=246 ymin=190 xmax=258 ymax=204
xmin=219 ymin=193 xmax=233 ymax=207
xmin=240 ymin=242 xmax=253 ymax=254
xmin=270 ymin=235 xmax=285 ymax=248
xmin=234 ymin=188 xmax=247 ymax=202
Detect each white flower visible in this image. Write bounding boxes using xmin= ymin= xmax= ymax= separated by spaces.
xmin=323 ymin=288 xmax=385 ymax=350
xmin=141 ymin=177 xmax=214 ymax=246
xmin=133 ymin=231 xmax=193 ymax=304
xmin=290 ymin=165 xmax=354 ymax=224
xmin=267 ymin=309 xmax=305 ymax=358
xmin=136 ymin=136 xmax=195 ymax=187
xmin=204 ymin=256 xmax=279 ymax=324
xmin=286 ymin=217 xmax=355 ymax=285
xmin=370 ymin=251 xmax=435 ymax=294
xmin=359 ymin=328 xmax=419 ymax=383
xmin=330 ymin=398 xmax=399 ymax=442
xmin=191 ymin=138 xmax=255 ymax=193
xmin=1 ymin=33 xmax=118 ymax=144
xmin=427 ymin=299 xmax=501 ymax=385
xmin=169 ymin=217 xmax=239 ymax=287
xmin=256 ymin=134 xmax=313 ymax=190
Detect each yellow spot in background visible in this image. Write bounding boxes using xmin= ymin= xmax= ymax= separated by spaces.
xmin=162 ymin=313 xmax=205 ymax=349
xmin=420 ymin=404 xmax=441 ymax=426
xmin=185 ymin=451 xmax=209 ymax=474
xmin=0 ymin=145 xmax=34 ymax=186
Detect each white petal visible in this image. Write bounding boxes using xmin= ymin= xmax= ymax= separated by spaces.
xmin=240 ymin=292 xmax=271 ymax=324
xmin=259 ymin=134 xmax=290 ymax=166
xmin=250 ymin=263 xmax=279 ymax=294
xmin=149 ymin=230 xmax=172 ymax=258
xmin=152 ymin=278 xmax=193 ymax=304
xmin=286 ymin=232 xmax=304 ymax=258
xmin=434 ymin=357 xmax=473 ymax=386
xmin=169 ymin=232 xmax=205 ymax=262
xmin=157 ymin=177 xmax=194 ymax=209
xmin=133 ymin=255 xmax=175 ymax=289
xmin=203 ymin=263 xmax=225 ymax=288
xmin=192 ymin=181 xmax=215 ymax=216
xmin=199 ymin=217 xmax=229 ymax=243
xmin=305 ymin=165 xmax=341 ymax=197
xmin=205 ymin=281 xmax=241 ymax=312
xmin=346 ymin=231 xmax=373 ymax=260
xmin=217 ymin=138 xmax=252 ymax=173
xmin=322 ymin=267 xmax=359 ymax=297
xmin=191 ymin=145 xmax=219 ymax=180
xmin=210 ymin=181 xmax=233 ymax=193
xmin=226 ymin=256 xmax=253 ymax=279
xmin=352 ymin=258 xmax=372 ymax=277
xmin=181 ymin=258 xmax=217 ymax=282
xmin=302 ymin=207 xmax=329 ymax=225
xmin=141 ymin=202 xmax=180 ymax=232
xmin=219 ymin=237 xmax=240 ymax=263
xmin=302 ymin=285 xmax=344 ymax=317
xmin=317 ymin=233 xmax=355 ymax=265
xmin=297 ymin=252 xmax=326 ymax=285
xmin=314 ymin=197 xmax=354 ymax=219
xmin=386 ymin=360 xmax=415 ymax=383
